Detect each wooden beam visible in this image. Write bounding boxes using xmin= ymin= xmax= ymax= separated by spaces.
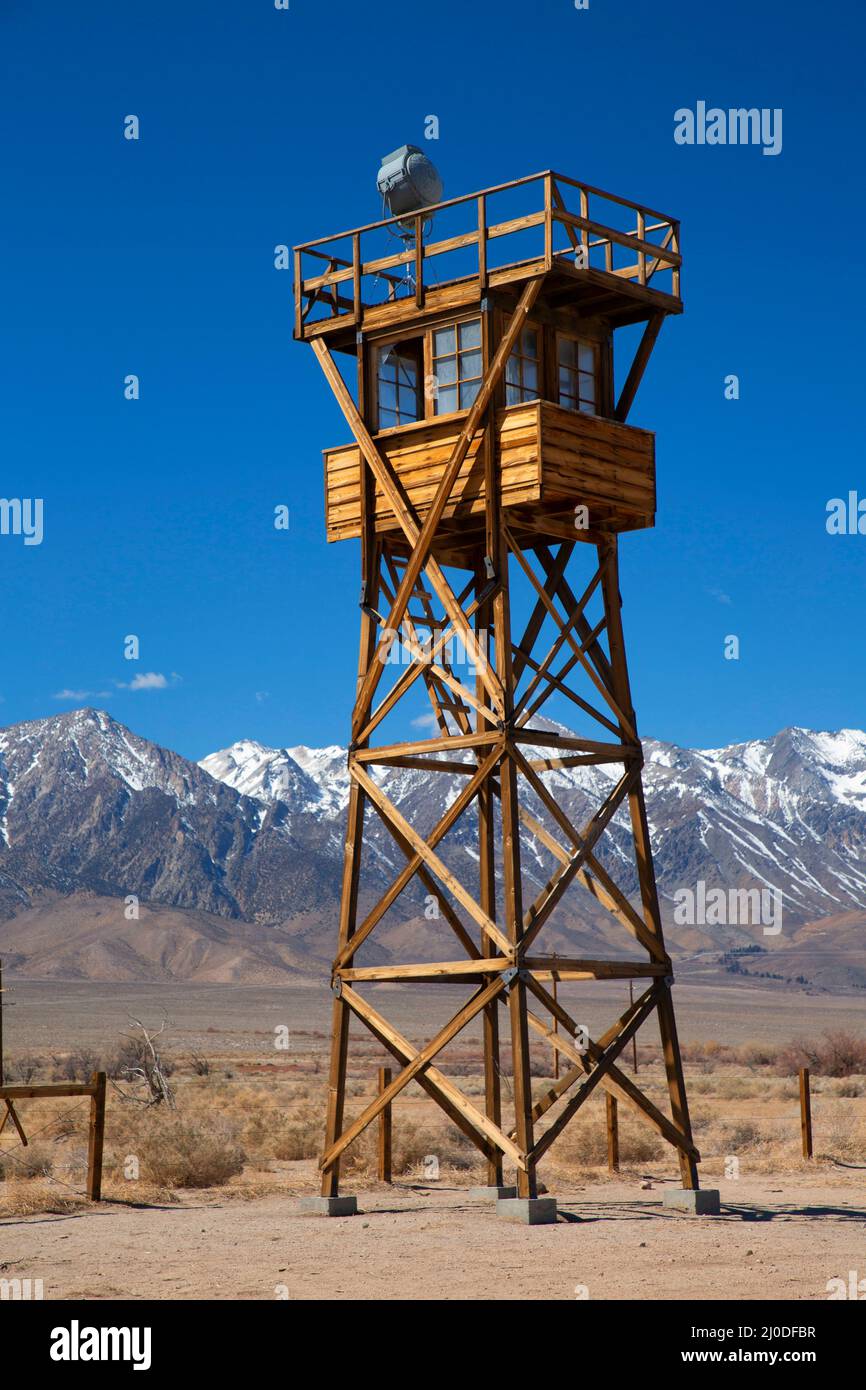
xmin=349 ymin=758 xmax=512 ymax=958
xmin=330 ymin=983 xmax=526 ymax=1170
xmin=614 ymin=313 xmax=664 ymax=423
xmin=378 ymin=1066 xmax=393 ymax=1183
xmin=86 ymin=1071 xmax=107 ymax=1202
xmin=311 ymin=341 xmax=502 ymax=724
xmin=349 ymin=275 xmax=545 ymax=732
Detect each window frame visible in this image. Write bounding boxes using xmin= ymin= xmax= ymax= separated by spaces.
xmin=372 ymin=336 xmax=425 ymax=433
xmin=429 ymin=316 xmax=484 ymax=421
xmin=369 ymin=313 xmax=485 ymax=434
xmin=504 ymin=320 xmax=542 ymax=406
xmin=555 ymin=331 xmax=600 ymax=416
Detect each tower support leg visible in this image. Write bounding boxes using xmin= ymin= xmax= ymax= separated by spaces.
xmin=599 ymin=535 xmax=700 ymax=1189
xmin=476 ymin=566 xmax=504 ymax=1188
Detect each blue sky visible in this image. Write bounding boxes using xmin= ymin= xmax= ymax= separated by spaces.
xmin=2 ymin=0 xmax=864 ymax=761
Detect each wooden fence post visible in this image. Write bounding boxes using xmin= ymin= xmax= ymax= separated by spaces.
xmin=606 ymin=1093 xmax=619 ymax=1174
xmin=799 ymin=1067 xmax=813 ymax=1159
xmin=87 ymin=1071 xmax=107 ymax=1201
xmin=378 ymin=1066 xmax=392 ymax=1183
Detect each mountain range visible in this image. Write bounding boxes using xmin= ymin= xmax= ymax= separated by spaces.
xmin=0 ymin=707 xmax=864 ymax=991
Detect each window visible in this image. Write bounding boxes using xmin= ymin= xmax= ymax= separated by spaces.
xmin=505 ymin=326 xmax=540 ymax=405
xmin=376 ymin=340 xmax=422 ymax=429
xmin=432 ymin=318 xmax=482 ymax=415
xmin=558 ymin=336 xmax=598 ymax=414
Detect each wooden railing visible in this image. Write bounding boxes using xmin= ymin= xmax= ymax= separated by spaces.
xmin=293 ymin=170 xmax=681 ymax=335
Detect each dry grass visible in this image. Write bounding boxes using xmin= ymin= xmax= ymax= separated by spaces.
xmin=3 ymin=1031 xmax=866 ymax=1214
xmin=0 ymin=1179 xmax=88 ymax=1217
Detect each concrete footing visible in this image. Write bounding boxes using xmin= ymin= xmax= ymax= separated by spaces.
xmin=298 ymin=1195 xmax=358 ymax=1217
xmin=469 ymin=1185 xmax=517 ymax=1200
xmin=496 ymin=1196 xmax=558 ymax=1225
xmin=662 ymin=1187 xmax=721 ymax=1215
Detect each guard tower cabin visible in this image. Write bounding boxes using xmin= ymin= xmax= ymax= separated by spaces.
xmin=294 ymin=170 xmax=681 ymax=557
xmin=294 ymin=170 xmax=702 ymax=1212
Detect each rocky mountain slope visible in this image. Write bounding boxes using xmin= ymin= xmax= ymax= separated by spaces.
xmin=0 ymin=708 xmax=864 ymax=986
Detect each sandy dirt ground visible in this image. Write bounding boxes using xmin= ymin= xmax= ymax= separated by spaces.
xmin=3 ymin=1171 xmax=865 ymax=1301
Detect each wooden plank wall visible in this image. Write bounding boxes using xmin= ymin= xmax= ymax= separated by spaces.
xmin=323 ymin=402 xmax=654 ymax=543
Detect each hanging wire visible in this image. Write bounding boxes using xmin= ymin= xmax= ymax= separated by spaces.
xmin=0 ymin=1094 xmax=95 ymax=1199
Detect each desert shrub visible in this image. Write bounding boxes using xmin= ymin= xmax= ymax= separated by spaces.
xmin=460 ymin=1075 xmax=486 ymax=1097
xmin=818 ymin=1109 xmax=866 ymax=1163
xmin=106 ymin=1035 xmax=175 ymax=1082
xmin=51 ymin=1049 xmax=103 ymax=1082
xmin=777 ymin=1031 xmax=866 ymax=1078
xmin=0 ymin=1142 xmax=55 ymax=1181
xmin=270 ymin=1105 xmax=322 ymax=1162
xmin=688 ymin=1106 xmax=715 ymax=1129
xmin=124 ymin=1114 xmax=245 ymax=1188
xmin=738 ymin=1042 xmax=779 ymax=1070
xmin=713 ymin=1077 xmax=763 ymax=1101
xmin=338 ymin=1114 xmax=476 ymax=1177
xmin=835 ymin=1078 xmax=865 ymax=1099
xmin=392 ymin=1121 xmax=475 ymax=1173
xmin=712 ymin=1119 xmax=766 ymax=1152
xmin=554 ymin=1110 xmax=662 ymax=1169
xmin=7 ymin=1054 xmax=45 ymax=1083
xmin=679 ymin=1040 xmax=734 ymax=1066
xmin=686 ymin=1077 xmax=716 ymax=1096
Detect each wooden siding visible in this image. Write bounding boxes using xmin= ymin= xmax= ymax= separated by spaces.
xmin=323 ymin=401 xmax=654 ymax=543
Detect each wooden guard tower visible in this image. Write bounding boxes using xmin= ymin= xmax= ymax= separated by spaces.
xmin=294 ymin=168 xmax=702 ymax=1205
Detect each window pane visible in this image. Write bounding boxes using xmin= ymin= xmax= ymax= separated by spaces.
xmin=559 ymin=366 xmax=575 ymax=394
xmin=460 ymin=380 xmax=481 ymax=409
xmin=434 ymin=327 xmax=456 ymax=356
xmin=578 ymin=342 xmax=595 ymax=372
xmin=379 ymin=381 xmax=397 ymax=409
xmin=436 ymin=354 xmax=457 ymax=385
xmin=558 ymin=337 xmax=576 ymax=368
xmin=436 ymin=385 xmax=458 ymax=414
xmin=506 ymin=382 xmax=521 ymax=405
xmin=459 ymin=319 xmax=481 ymax=349
xmin=379 ymin=408 xmax=399 ymax=429
xmin=524 ymin=362 xmax=538 ymax=392
xmin=506 ymin=358 xmax=520 ymax=386
xmin=460 ymin=350 xmax=482 ymax=379
xmin=579 ymin=372 xmax=596 ymax=402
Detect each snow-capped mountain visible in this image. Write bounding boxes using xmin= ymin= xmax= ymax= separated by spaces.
xmin=0 ymin=708 xmax=345 ymax=928
xmin=1 ymin=708 xmax=865 ymax=984
xmin=200 ymin=741 xmax=348 ymax=818
xmin=201 ymin=721 xmax=866 ymax=930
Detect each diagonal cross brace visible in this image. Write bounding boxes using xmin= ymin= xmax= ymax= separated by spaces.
xmin=525 ymin=975 xmax=700 ymax=1161
xmin=323 ymin=979 xmax=526 ymax=1171
xmin=312 ymin=341 xmax=502 ymax=724
xmin=317 ymin=276 xmax=544 ymax=737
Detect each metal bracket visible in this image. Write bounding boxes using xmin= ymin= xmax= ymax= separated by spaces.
xmin=332 ymin=977 xmax=343 ymax=998
xmin=665 ymin=975 xmax=675 ymax=989
xmin=359 ymin=582 xmax=383 ymax=621
xmin=483 ymin=555 xmax=495 ymax=581
xmin=502 ymin=967 xmax=520 ymax=988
